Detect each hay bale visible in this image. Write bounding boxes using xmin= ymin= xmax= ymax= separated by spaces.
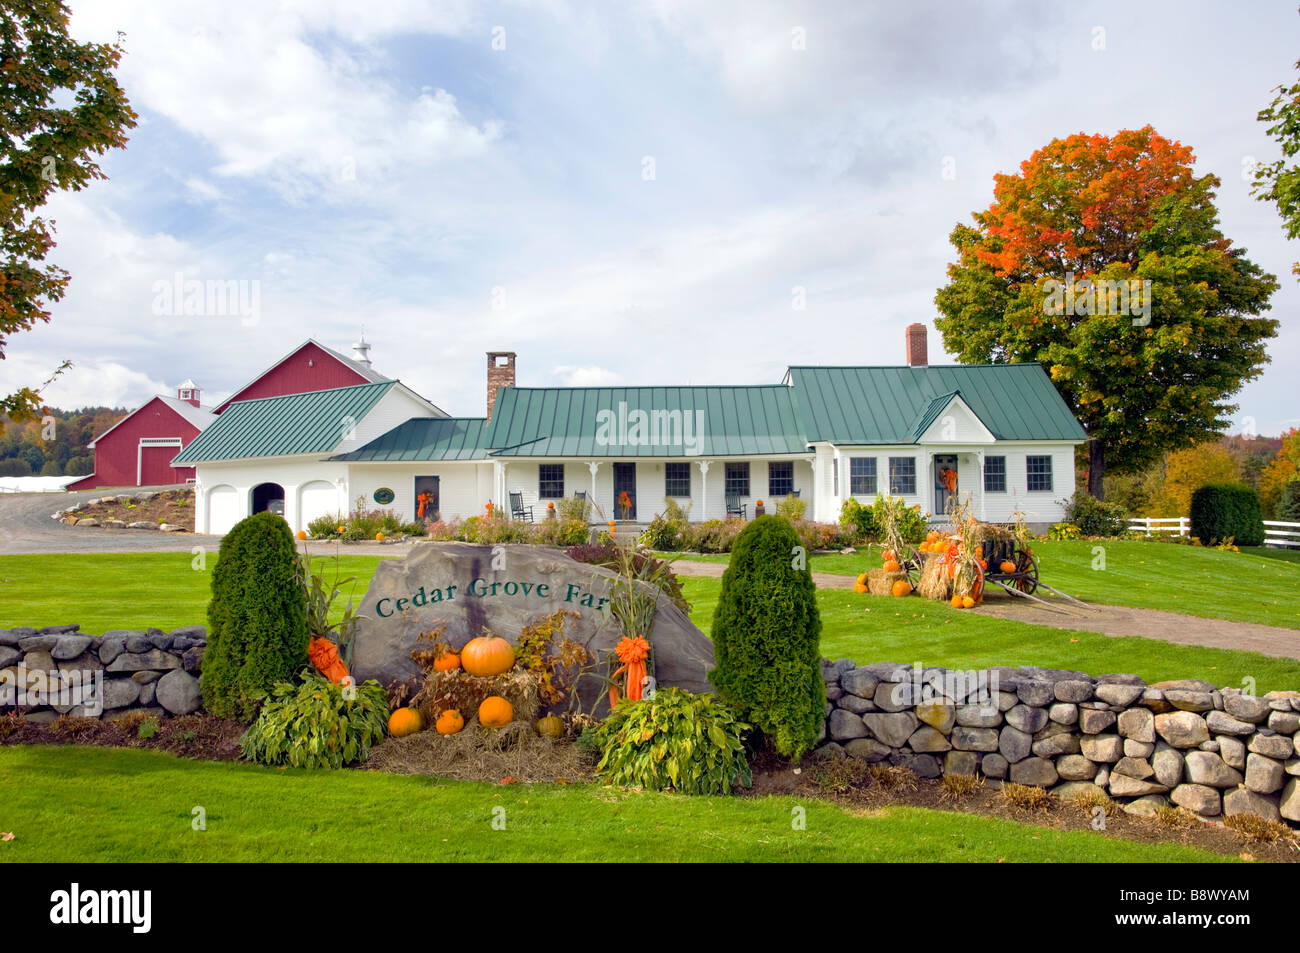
xmin=412 ymin=669 xmax=540 ymax=727
xmin=917 ymin=553 xmax=951 ymax=600
xmin=365 ymin=720 xmax=592 ymax=784
xmin=866 ymin=568 xmax=907 ymax=595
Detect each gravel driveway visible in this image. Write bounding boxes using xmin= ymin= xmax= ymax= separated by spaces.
xmin=0 ymin=487 xmax=214 ymax=555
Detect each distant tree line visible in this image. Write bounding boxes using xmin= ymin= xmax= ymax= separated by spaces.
xmin=0 ymin=407 xmax=127 ymax=477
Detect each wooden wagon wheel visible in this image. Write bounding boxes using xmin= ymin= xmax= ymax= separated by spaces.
xmin=901 ymin=544 xmax=925 ymax=589
xmin=969 ymin=560 xmax=985 ymax=603
xmin=1015 ymin=551 xmax=1040 ymax=594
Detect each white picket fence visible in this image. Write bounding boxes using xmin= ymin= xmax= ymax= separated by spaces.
xmin=1128 ymin=516 xmax=1300 ymax=548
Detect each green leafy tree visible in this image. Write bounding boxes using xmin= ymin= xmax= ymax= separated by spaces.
xmin=1 ymin=2 xmax=137 ymax=426
xmin=1253 ymin=56 xmax=1300 ymax=277
xmin=936 ymin=127 xmax=1278 ymax=498
xmin=204 ymin=512 xmax=310 ymax=721
xmin=708 ymin=515 xmax=823 ymax=759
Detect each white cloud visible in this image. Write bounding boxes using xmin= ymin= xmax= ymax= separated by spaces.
xmin=552 ymin=365 xmax=624 ymax=387
xmin=0 ymin=353 xmax=167 ymax=411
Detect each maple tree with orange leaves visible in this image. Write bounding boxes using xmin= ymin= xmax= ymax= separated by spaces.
xmin=936 ymin=126 xmax=1278 ymax=498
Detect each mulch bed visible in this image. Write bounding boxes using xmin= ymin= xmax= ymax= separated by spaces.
xmin=71 ymin=489 xmax=195 ymax=531
xmin=0 ymin=713 xmax=244 ymax=761
xmin=748 ymin=752 xmax=1300 ymax=863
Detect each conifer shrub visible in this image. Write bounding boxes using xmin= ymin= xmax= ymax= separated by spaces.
xmin=1189 ymin=484 xmax=1265 ymax=546
xmin=708 ymin=515 xmax=824 ymax=758
xmin=204 ymin=511 xmax=310 ymax=721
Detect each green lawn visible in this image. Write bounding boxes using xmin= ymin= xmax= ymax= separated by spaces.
xmin=0 ymin=746 xmax=1227 ymax=863
xmin=0 ymin=552 xmax=390 ymax=632
xmin=3 ymin=551 xmax=1298 ymax=692
xmin=670 ymin=539 xmax=1300 ymax=630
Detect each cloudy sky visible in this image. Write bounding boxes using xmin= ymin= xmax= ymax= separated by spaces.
xmin=4 ymin=0 xmax=1298 ymax=436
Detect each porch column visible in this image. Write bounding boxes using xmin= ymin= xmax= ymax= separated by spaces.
xmin=976 ymin=450 xmax=986 ymax=521
xmin=806 ymin=458 xmax=818 ymax=521
xmin=696 ymin=460 xmax=711 ymax=522
xmin=586 ymin=461 xmax=600 ymax=512
xmin=492 ymin=461 xmax=507 ymax=512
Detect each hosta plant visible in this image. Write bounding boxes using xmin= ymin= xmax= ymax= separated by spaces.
xmin=591 ymin=687 xmax=751 ymax=795
xmin=239 ymin=672 xmax=389 ymax=769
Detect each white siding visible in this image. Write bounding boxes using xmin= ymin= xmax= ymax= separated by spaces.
xmin=348 ymin=462 xmax=491 ymax=523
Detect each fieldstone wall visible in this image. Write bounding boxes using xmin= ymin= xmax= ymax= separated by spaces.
xmin=0 ymin=625 xmax=205 ymax=720
xmin=819 ymin=659 xmax=1300 ymax=826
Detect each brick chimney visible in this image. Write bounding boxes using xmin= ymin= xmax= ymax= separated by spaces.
xmin=486 ymin=351 xmax=516 ymax=420
xmin=905 ymin=323 xmax=928 ymax=366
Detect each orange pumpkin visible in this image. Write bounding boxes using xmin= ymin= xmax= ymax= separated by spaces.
xmin=296 ymin=530 xmax=307 ymax=540
xmin=891 ymin=579 xmax=912 ymax=597
xmin=882 ymin=549 xmax=896 ymax=562
xmin=433 ymin=652 xmax=461 ymax=673
xmin=961 ymin=595 xmax=975 ymax=609
xmin=388 ymin=707 xmax=424 ymax=737
xmin=461 ymin=635 xmax=515 ymax=677
xmin=853 ymin=580 xmax=868 ymax=594
xmin=883 ymin=559 xmax=901 ymax=573
xmin=478 ymin=695 xmax=514 ymax=727
xmin=375 ymin=531 xmax=385 ymax=541
xmin=436 ymin=709 xmax=465 ymax=735
xmin=950 ymin=594 xmax=964 ymax=609
xmin=1000 ymin=560 xmax=1017 ymax=573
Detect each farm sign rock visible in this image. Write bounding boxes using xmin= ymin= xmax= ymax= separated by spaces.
xmin=350 ymin=542 xmax=715 ymax=700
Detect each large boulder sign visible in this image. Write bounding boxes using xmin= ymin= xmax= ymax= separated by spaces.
xmin=349 ymin=543 xmax=715 ymax=704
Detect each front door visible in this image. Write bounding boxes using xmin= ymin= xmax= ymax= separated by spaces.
xmin=414 ymin=475 xmax=440 ymax=522
xmin=934 ymin=454 xmax=958 ymax=518
xmin=612 ymin=462 xmax=636 ymax=520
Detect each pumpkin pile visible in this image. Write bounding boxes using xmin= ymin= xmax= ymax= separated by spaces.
xmin=387 ymin=621 xmax=586 ymax=745
xmin=854 ymin=546 xmax=912 ymax=596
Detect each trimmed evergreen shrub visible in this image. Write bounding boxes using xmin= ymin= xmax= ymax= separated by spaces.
xmin=1189 ymin=484 xmax=1265 ymax=547
xmin=708 ymin=515 xmax=824 ymax=758
xmin=204 ymin=512 xmax=310 ymax=721
xmin=1063 ymin=492 xmax=1129 ymax=537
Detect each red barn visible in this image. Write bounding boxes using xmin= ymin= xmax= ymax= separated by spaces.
xmin=68 ymin=338 xmax=383 ymax=490
xmin=213 ymin=338 xmax=384 ymax=412
xmin=66 ymin=384 xmax=215 ymax=490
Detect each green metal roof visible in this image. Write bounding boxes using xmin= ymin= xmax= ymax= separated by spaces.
xmin=785 ymin=364 xmax=1087 ymax=445
xmin=481 ymin=386 xmax=809 ymax=457
xmin=173 ymin=381 xmax=396 ymax=463
xmin=331 ymin=417 xmax=490 ymax=462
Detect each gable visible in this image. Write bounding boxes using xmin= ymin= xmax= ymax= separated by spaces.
xmin=87 ymin=396 xmax=211 ymax=449
xmin=213 ymin=340 xmax=386 ymax=413
xmin=912 ymin=392 xmax=995 ymax=444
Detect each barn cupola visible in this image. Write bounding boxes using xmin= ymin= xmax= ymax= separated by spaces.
xmin=351 ymin=334 xmax=373 ymax=368
xmin=176 ymin=379 xmax=201 ymax=407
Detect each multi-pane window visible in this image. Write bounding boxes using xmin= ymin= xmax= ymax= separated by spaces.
xmin=538 ymin=464 xmax=565 ymax=499
xmin=725 ymin=461 xmax=750 ymax=497
xmin=1026 ymin=455 xmax=1053 ymax=492
xmin=889 ymin=457 xmax=916 ymax=495
xmin=768 ymin=461 xmax=794 ymax=496
xmin=665 ymin=462 xmax=691 ymax=497
xmin=983 ymin=456 xmax=1007 ymax=492
xmin=849 ymin=457 xmax=877 ymax=495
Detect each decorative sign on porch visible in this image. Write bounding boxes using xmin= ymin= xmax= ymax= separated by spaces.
xmin=373 ymin=487 xmax=395 ymax=505
xmin=349 ymin=542 xmax=715 ymax=704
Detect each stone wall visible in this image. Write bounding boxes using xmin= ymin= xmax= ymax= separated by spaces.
xmin=0 ymin=625 xmax=205 ymax=720
xmin=820 ymin=659 xmax=1300 ymax=826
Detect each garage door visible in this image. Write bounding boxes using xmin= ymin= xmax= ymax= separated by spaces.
xmin=298 ymin=480 xmax=339 ymax=532
xmin=207 ymin=484 xmax=240 ymax=534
